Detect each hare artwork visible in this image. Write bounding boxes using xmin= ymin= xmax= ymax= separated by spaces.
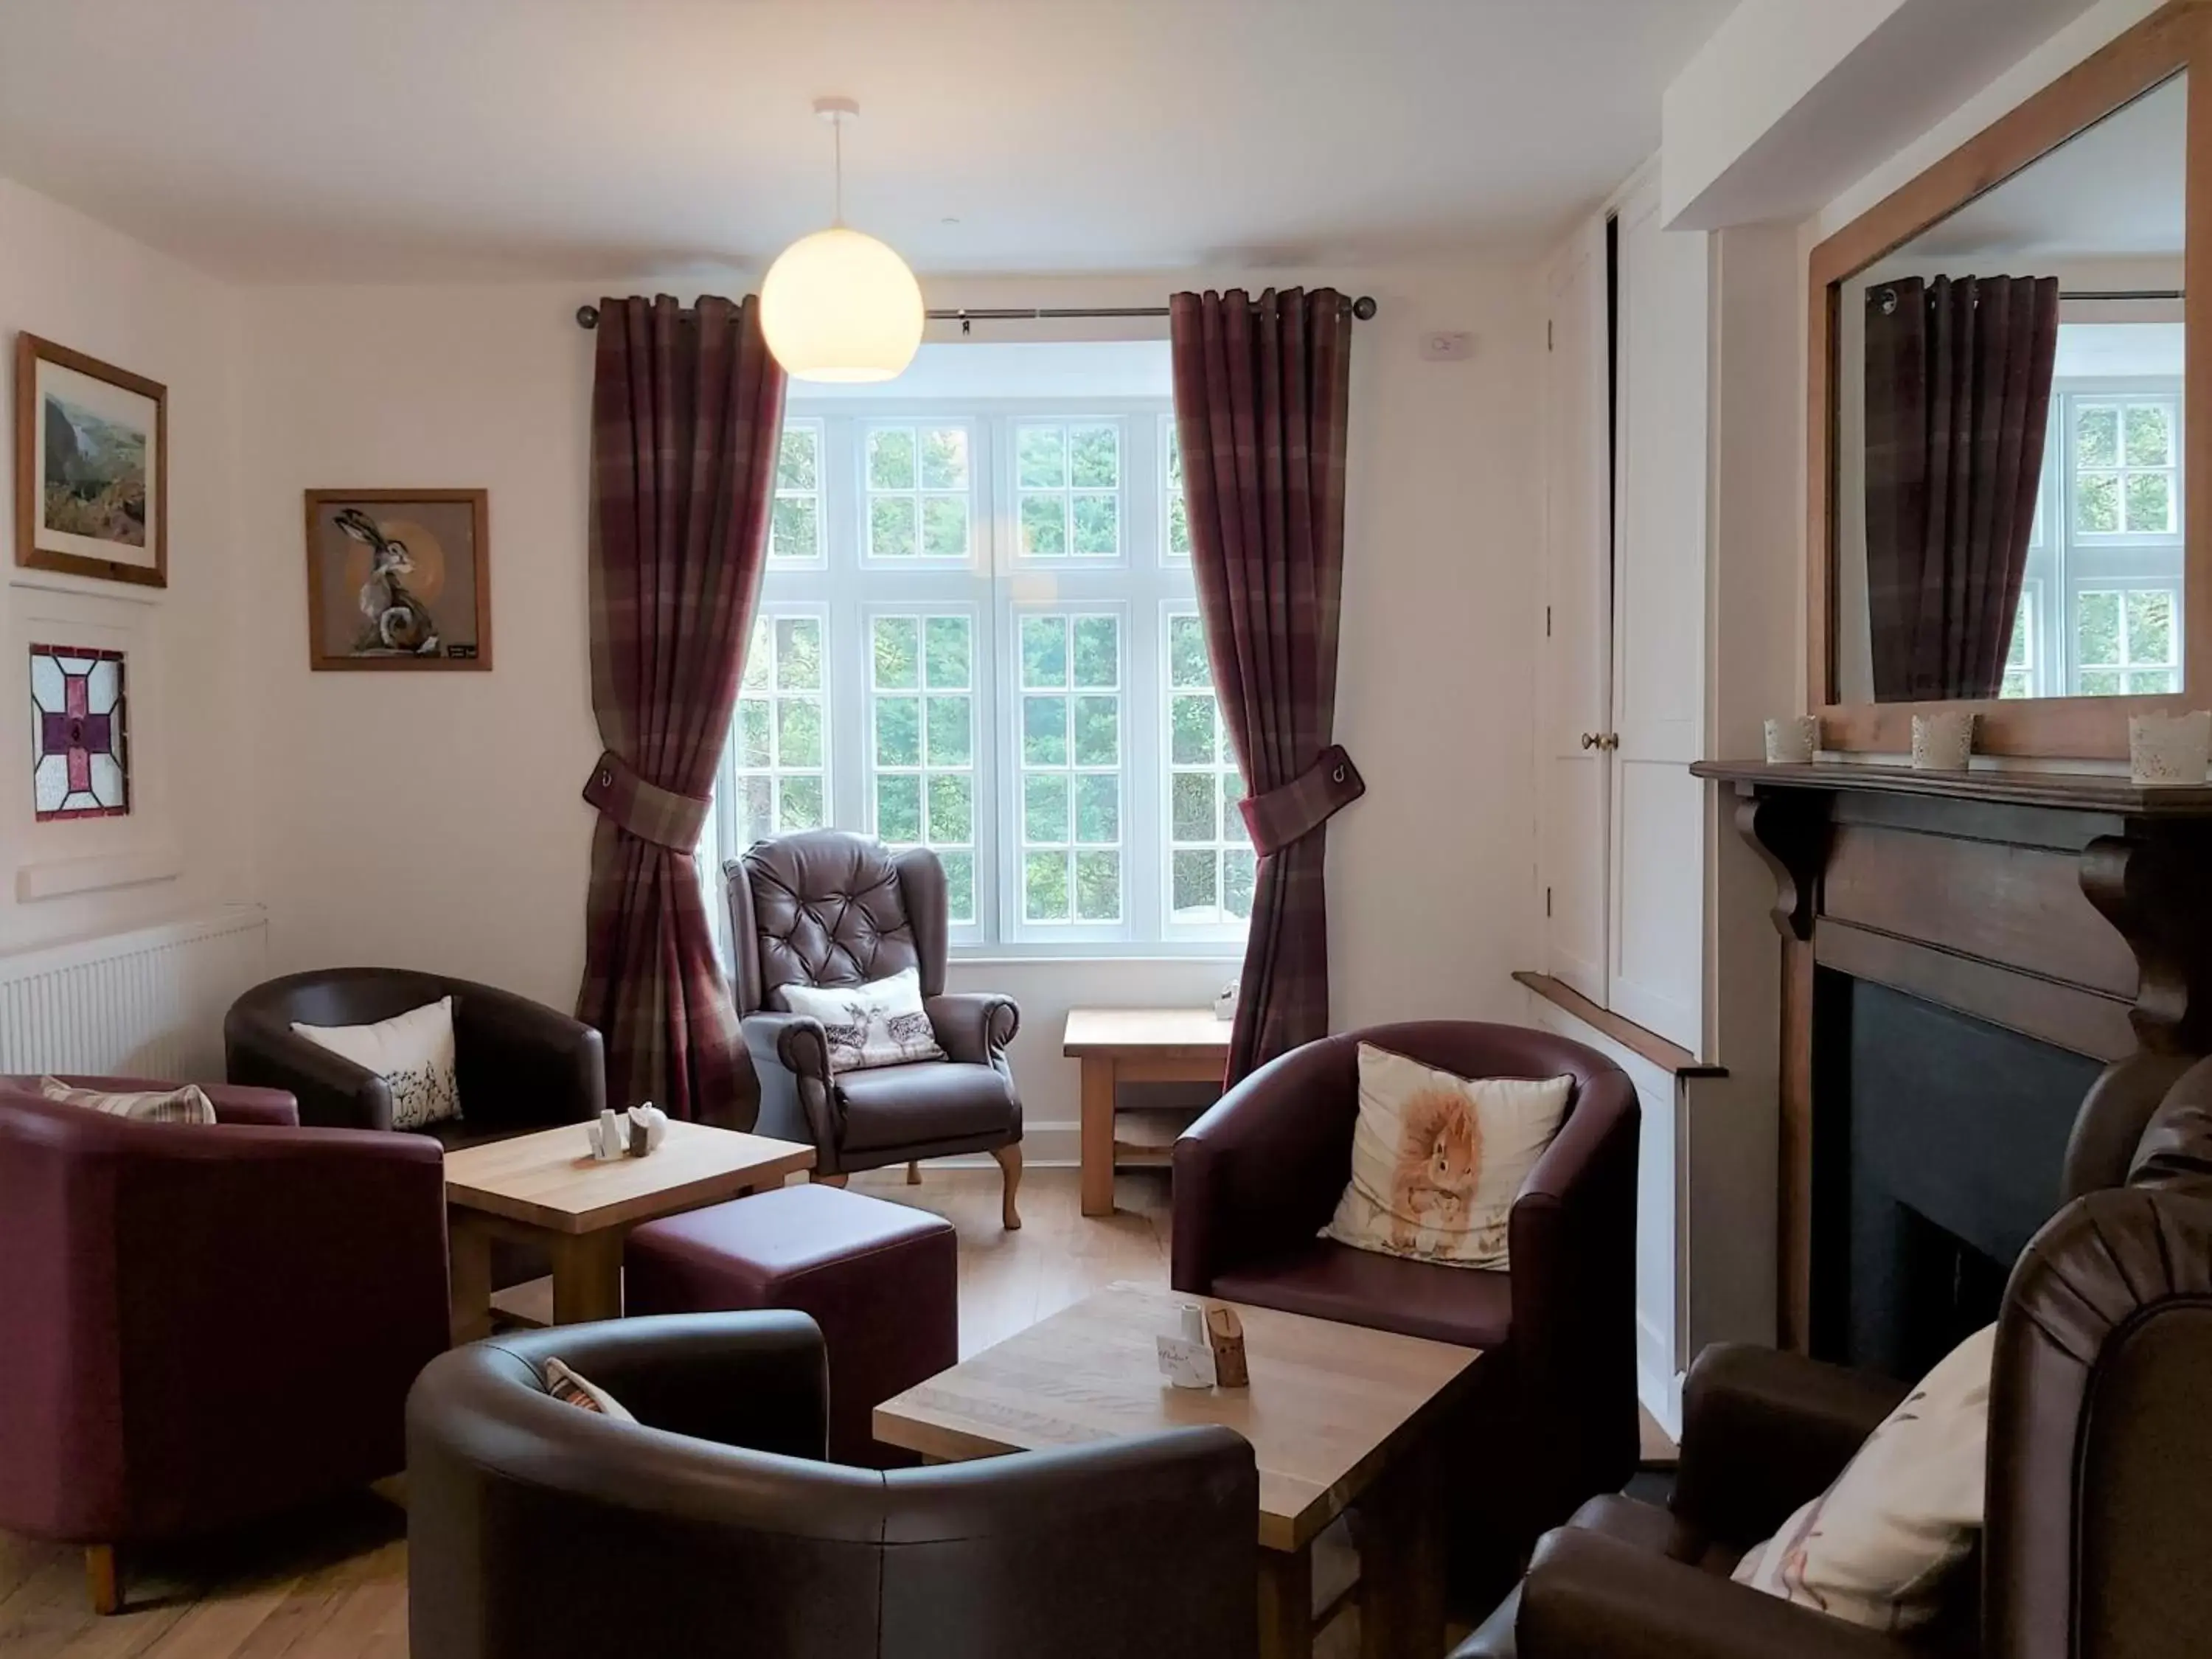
xmin=333 ymin=507 xmax=442 ymax=655
xmin=1385 ymin=1085 xmax=1484 ymax=1250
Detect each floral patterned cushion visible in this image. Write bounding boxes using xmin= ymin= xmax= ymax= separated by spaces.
xmin=291 ymin=995 xmax=460 ymax=1130
xmin=776 ymin=966 xmax=945 ymax=1073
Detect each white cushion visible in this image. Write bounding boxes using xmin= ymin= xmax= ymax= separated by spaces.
xmin=1318 ymin=1043 xmax=1571 ymax=1270
xmin=292 ymin=995 xmax=460 ymax=1130
xmin=1732 ymin=1323 xmax=1996 ymax=1632
xmin=39 ymin=1075 xmax=216 ymax=1125
xmin=776 ymin=967 xmax=945 ymax=1073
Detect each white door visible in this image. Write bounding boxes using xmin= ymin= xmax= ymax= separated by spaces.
xmin=1539 ymin=219 xmax=1612 ymax=1003
xmin=1607 ymin=175 xmax=1709 ymax=1052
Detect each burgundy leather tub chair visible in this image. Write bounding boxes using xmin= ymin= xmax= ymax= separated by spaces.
xmin=223 ymin=967 xmax=605 ymax=1142
xmin=1465 ymin=1074 xmax=2212 ymax=1659
xmin=406 ymin=1312 xmax=1258 ymax=1659
xmin=1171 ymin=1020 xmax=1639 ymax=1600
xmin=728 ymin=831 xmax=1023 ymax=1224
xmin=0 ymin=1076 xmax=450 ymax=1613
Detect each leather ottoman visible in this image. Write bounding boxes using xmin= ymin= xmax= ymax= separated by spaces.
xmin=623 ymin=1183 xmax=958 ymax=1466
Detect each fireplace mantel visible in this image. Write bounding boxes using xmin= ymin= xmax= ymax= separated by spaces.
xmin=1691 ymin=758 xmax=2212 ymax=1350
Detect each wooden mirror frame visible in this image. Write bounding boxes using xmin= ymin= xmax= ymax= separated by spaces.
xmin=1809 ymin=1 xmax=2212 ymax=757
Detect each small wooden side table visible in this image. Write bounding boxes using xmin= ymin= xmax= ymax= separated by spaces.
xmin=1062 ymin=1006 xmax=1231 ymax=1217
xmin=442 ymin=1119 xmax=815 ymax=1343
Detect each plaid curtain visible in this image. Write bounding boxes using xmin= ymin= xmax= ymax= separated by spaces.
xmin=1863 ymin=274 xmax=2059 ymax=701
xmin=1169 ymin=288 xmax=1363 ymax=1084
xmin=577 ymin=295 xmax=786 ymax=1124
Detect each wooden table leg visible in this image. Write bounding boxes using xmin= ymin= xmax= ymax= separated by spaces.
xmin=1257 ymin=1545 xmax=1315 ymax=1659
xmin=84 ymin=1545 xmax=119 ymax=1616
xmin=1355 ymin=1443 xmax=1447 ymax=1659
xmin=549 ymin=1230 xmax=625 ymax=1325
xmin=448 ymin=1211 xmax=495 ymax=1345
xmin=1079 ymin=1056 xmax=1117 ymax=1217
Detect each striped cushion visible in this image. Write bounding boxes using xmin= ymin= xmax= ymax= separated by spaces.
xmin=39 ymin=1075 xmax=217 ymax=1125
xmin=540 ymin=1358 xmax=635 ymax=1422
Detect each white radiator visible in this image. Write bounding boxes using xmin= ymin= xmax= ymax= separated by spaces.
xmin=0 ymin=906 xmax=269 ymax=1082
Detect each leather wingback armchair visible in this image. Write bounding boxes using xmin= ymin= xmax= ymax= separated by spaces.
xmin=1172 ymin=1020 xmax=1639 ymax=1599
xmin=224 ymin=967 xmax=604 ymax=1143
xmin=728 ymin=830 xmax=1023 ymax=1225
xmin=0 ymin=1077 xmax=449 ymax=1613
xmin=1466 ymin=1068 xmax=2212 ymax=1659
xmin=406 ymin=1312 xmax=1258 ymax=1659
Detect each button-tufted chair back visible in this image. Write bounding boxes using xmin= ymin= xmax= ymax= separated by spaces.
xmin=726 ymin=831 xmax=950 ymax=1017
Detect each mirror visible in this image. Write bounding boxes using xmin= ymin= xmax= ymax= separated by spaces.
xmin=1833 ymin=72 xmax=2187 ymax=705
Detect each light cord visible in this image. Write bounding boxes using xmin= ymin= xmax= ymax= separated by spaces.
xmin=832 ymin=113 xmax=845 ymax=227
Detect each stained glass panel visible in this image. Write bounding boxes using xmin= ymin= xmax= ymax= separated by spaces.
xmin=29 ymin=642 xmax=129 ymax=821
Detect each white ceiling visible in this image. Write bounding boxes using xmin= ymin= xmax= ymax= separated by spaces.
xmin=0 ymin=0 xmax=1737 ymax=284
xmin=1901 ymin=72 xmax=2187 ymax=262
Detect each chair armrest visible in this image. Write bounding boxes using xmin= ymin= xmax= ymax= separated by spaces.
xmin=1517 ymin=1526 xmax=1905 ymax=1659
xmin=207 ymin=1085 xmax=301 ymax=1127
xmin=475 ymin=1311 xmax=830 ymax=1461
xmin=742 ymin=1012 xmax=838 ymax=1156
xmin=112 ymin=1124 xmax=451 ymax=1505
xmin=1670 ymin=1343 xmax=1909 ymax=1548
xmin=223 ymin=1009 xmax=392 ymax=1130
xmin=452 ymin=983 xmax=606 ymax=1128
xmin=1504 ymin=1067 xmax=1642 ymax=1514
xmin=926 ymin=992 xmax=1018 ymax=1067
xmin=1171 ymin=1034 xmax=1359 ymax=1293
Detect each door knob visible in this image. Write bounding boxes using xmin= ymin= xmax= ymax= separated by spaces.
xmin=1601 ymin=732 xmax=1621 ymax=751
xmin=1580 ymin=732 xmax=1599 ymax=750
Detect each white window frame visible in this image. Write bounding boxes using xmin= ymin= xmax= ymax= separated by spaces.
xmin=714 ymin=397 xmax=1244 ymax=957
xmin=2010 ymin=378 xmax=2185 ymax=700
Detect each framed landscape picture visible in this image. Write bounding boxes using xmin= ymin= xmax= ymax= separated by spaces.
xmin=303 ymin=489 xmax=492 ymax=671
xmin=13 ymin=333 xmax=167 ymax=588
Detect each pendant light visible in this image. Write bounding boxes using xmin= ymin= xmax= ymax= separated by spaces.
xmin=761 ymin=97 xmax=925 ymax=383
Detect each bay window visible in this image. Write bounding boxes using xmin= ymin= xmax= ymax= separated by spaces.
xmin=712 ymin=357 xmax=1248 ymax=953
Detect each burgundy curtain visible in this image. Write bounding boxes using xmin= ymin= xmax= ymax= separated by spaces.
xmin=1863 ymin=274 xmax=2060 ymax=701
xmin=577 ymin=295 xmax=786 ymax=1124
xmin=1169 ymin=288 xmax=1363 ymax=1085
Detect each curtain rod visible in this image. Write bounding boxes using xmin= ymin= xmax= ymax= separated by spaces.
xmin=574 ymin=296 xmax=1378 ymax=330
xmin=2059 ymin=288 xmax=2183 ymax=302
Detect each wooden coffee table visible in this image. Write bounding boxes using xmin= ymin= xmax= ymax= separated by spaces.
xmin=873 ymin=1281 xmax=1481 ymax=1659
xmin=1062 ymin=1006 xmax=1232 ymax=1216
xmin=442 ymin=1119 xmax=815 ymax=1343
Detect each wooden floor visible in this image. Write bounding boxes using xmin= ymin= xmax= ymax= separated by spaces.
xmin=0 ymin=1166 xmax=1669 ymax=1658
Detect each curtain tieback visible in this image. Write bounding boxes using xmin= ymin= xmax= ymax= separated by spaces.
xmin=1237 ymin=745 xmax=1366 ymax=858
xmin=580 ymin=749 xmax=709 ymax=852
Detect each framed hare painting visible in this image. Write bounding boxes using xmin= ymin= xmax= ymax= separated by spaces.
xmin=303 ymin=489 xmax=491 ymax=671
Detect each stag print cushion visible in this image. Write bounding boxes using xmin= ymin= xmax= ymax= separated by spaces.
xmin=1320 ymin=1044 xmax=1571 ymax=1270
xmin=1732 ymin=1324 xmax=1994 ymax=1632
xmin=540 ymin=1358 xmax=636 ymax=1422
xmin=39 ymin=1076 xmax=218 ymax=1125
xmin=291 ymin=996 xmax=461 ymax=1130
xmin=776 ymin=967 xmax=946 ymax=1072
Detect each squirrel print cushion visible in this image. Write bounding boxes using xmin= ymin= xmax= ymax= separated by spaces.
xmin=777 ymin=967 xmax=946 ymax=1073
xmin=1320 ymin=1044 xmax=1571 ymax=1271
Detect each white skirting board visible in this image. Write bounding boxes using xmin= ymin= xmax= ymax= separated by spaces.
xmin=0 ymin=905 xmax=269 ymax=1081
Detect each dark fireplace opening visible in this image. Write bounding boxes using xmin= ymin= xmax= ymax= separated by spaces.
xmin=1811 ymin=972 xmax=2104 ymax=1379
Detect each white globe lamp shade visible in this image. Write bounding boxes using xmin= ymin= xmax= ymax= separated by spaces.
xmin=760 ymin=226 xmax=924 ymax=383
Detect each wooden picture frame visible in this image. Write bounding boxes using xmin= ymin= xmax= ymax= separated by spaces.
xmin=13 ymin=333 xmax=168 ymax=588
xmin=302 ymin=489 xmax=492 ymax=672
xmin=1807 ymin=0 xmax=2212 ymax=757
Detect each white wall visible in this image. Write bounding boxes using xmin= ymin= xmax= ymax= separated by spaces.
xmin=237 ymin=262 xmax=1545 ymax=1149
xmin=0 ymin=178 xmax=260 ymax=953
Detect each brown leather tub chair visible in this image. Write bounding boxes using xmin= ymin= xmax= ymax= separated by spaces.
xmin=0 ymin=1077 xmax=449 ymax=1613
xmin=406 ymin=1313 xmax=1257 ymax=1659
xmin=223 ymin=967 xmax=605 ymax=1141
xmin=1172 ymin=1020 xmax=1639 ymax=1601
xmin=728 ymin=831 xmax=1023 ymax=1224
xmin=1463 ymin=1074 xmax=2212 ymax=1659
